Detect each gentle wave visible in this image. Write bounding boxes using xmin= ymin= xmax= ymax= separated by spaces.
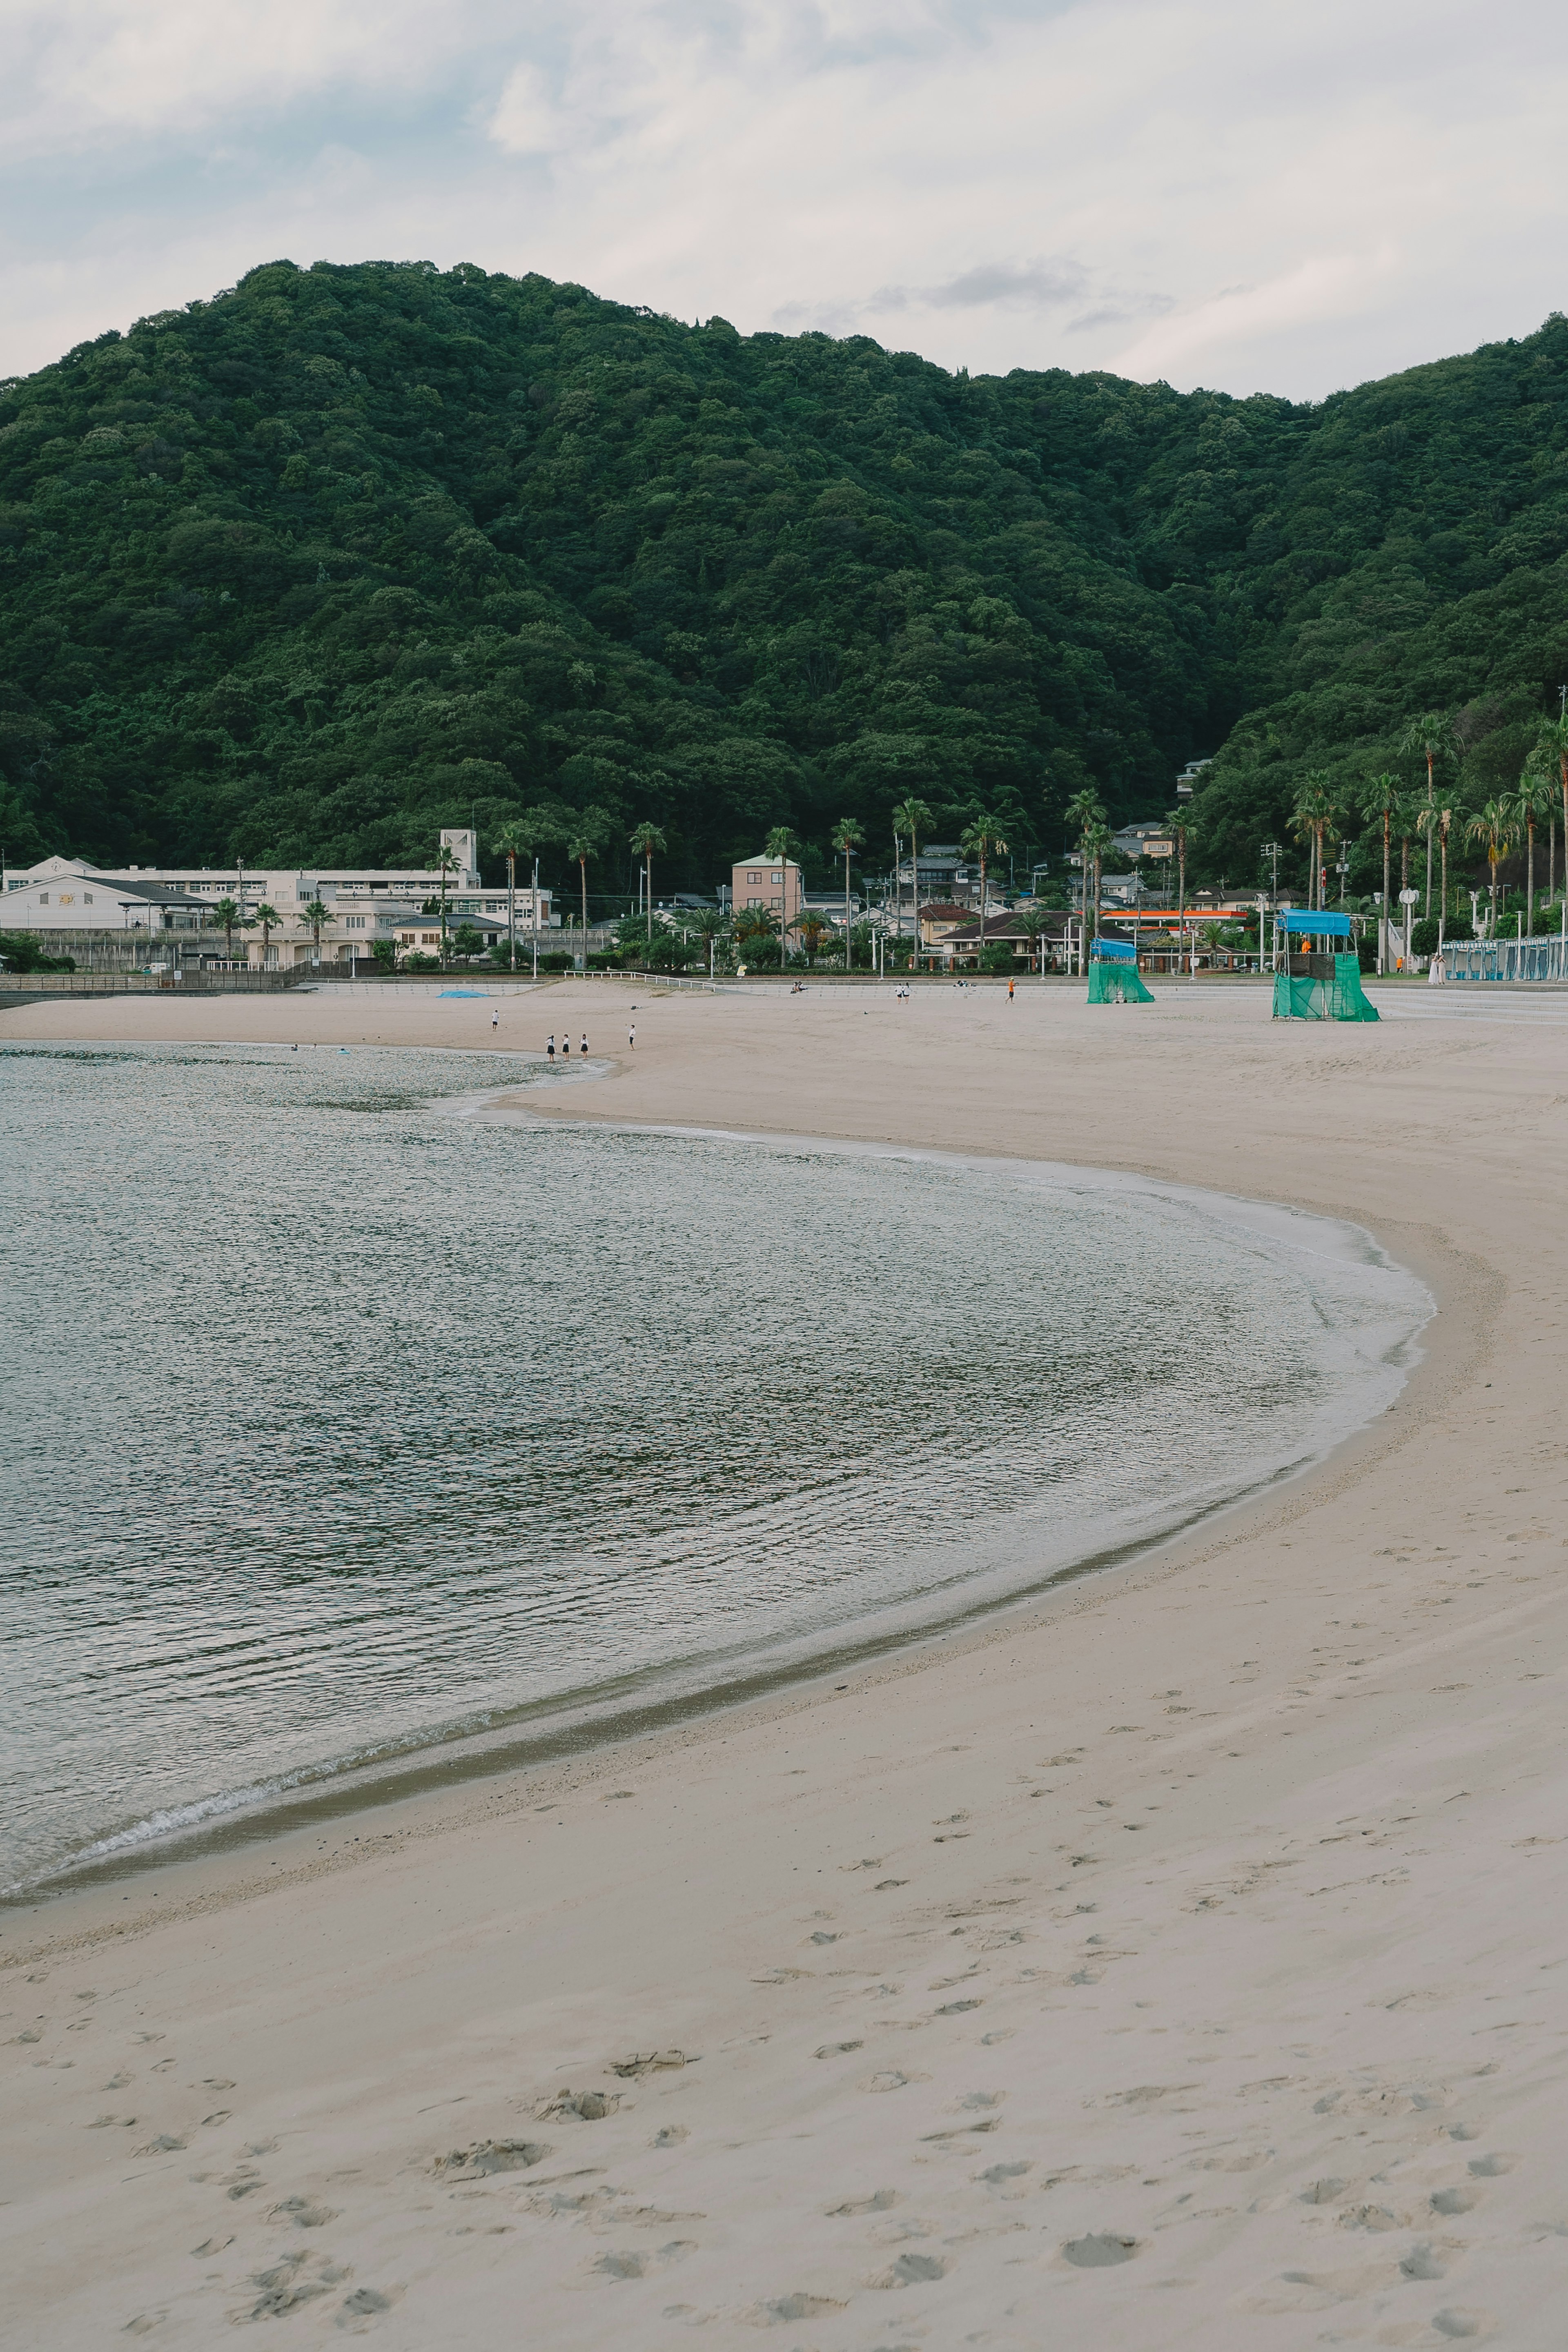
xmin=2 ymin=1043 xmax=1430 ymax=1893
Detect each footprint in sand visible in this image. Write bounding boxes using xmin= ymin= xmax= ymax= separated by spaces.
xmin=1062 ymin=2234 xmax=1138 ymax=2268
xmin=1430 ymin=2187 xmax=1481 ymax=2216
xmin=827 ymin=2189 xmax=900 ymax=2216
xmin=338 ymin=2286 xmax=400 ymax=2325
xmin=592 ymin=2241 xmax=696 ymax=2282
xmin=978 ymin=2163 xmax=1032 ymax=2199
xmin=242 ymin=2254 xmax=340 ymax=2320
xmin=610 ymin=2050 xmax=690 ymax=2078
xmin=872 ymin=2252 xmax=948 ymax=2287
xmin=272 ymin=2196 xmax=339 ymax=2228
xmin=1431 ymin=2310 xmax=1494 ymax=2340
xmin=434 ymin=2140 xmax=550 ymax=2178
xmin=758 ymin=2292 xmax=847 ymax=2322
xmin=544 ymin=2090 xmax=616 ymax=2120
xmin=1400 ymin=2241 xmax=1452 ymax=2280
xmin=1467 ymin=2153 xmax=1517 ymax=2177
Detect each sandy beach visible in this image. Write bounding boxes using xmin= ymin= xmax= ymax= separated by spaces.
xmin=4 ymin=974 xmax=1567 ymax=2350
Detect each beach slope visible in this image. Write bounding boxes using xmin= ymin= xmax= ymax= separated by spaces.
xmin=3 ymin=979 xmax=1567 ymax=2348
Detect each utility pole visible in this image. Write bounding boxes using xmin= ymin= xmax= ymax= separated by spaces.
xmin=532 ymin=855 xmax=540 ymax=981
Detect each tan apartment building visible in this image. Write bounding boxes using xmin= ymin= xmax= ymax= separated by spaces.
xmin=731 ymin=853 xmax=803 ymax=933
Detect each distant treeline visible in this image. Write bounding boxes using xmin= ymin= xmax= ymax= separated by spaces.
xmin=4 ymin=258 xmax=1568 ymax=899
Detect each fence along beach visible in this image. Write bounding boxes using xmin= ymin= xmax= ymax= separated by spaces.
xmin=2 ymin=975 xmax=1564 ymax=2346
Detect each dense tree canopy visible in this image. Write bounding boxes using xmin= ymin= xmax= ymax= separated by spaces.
xmin=4 ymin=257 xmax=1568 ymax=901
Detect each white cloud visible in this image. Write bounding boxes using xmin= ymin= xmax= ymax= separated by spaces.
xmin=488 ymin=62 xmax=576 ymax=158
xmin=3 ymin=0 xmax=1568 ymax=396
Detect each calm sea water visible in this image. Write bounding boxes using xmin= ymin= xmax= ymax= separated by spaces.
xmin=2 ymin=1043 xmax=1429 ymax=1893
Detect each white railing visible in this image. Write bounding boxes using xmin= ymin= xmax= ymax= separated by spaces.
xmin=1442 ymin=935 xmax=1568 ymax=982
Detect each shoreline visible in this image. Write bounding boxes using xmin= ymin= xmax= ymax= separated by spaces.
xmin=4 ymin=1093 xmax=1430 ymax=1911
xmin=3 ymin=978 xmax=1562 ymax=2350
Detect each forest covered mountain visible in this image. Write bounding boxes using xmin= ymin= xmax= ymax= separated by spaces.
xmin=3 ymin=257 xmax=1568 ymax=899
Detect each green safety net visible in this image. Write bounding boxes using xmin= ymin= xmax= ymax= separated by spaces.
xmin=1087 ymin=958 xmax=1155 ymax=1004
xmin=1271 ymin=953 xmax=1380 ymax=1022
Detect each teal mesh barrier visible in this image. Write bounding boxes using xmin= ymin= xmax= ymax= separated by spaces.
xmin=1272 ymin=954 xmax=1379 ymax=1022
xmin=1088 ymin=958 xmax=1154 ymax=1003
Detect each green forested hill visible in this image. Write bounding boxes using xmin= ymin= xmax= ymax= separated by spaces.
xmin=3 ymin=257 xmax=1568 ymax=899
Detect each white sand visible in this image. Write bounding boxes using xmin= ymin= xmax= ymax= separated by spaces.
xmin=4 ymin=976 xmax=1568 ymax=2349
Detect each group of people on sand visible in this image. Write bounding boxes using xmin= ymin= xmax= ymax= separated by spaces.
xmin=545 ymin=1033 xmax=589 ymax=1064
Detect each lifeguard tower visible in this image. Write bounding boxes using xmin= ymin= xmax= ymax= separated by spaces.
xmin=1271 ymin=910 xmax=1379 ymax=1021
xmin=1087 ymin=936 xmax=1154 ymax=1003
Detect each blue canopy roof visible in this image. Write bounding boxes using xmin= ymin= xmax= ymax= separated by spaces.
xmin=1090 ymin=937 xmax=1136 ymax=961
xmin=1278 ymin=909 xmax=1352 ymax=937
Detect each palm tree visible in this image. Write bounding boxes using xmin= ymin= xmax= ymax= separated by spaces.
xmin=831 ymin=816 xmax=864 ymax=968
xmin=891 ymin=796 xmax=934 ymax=971
xmin=794 ymin=909 xmax=833 ymax=968
xmin=295 ymin=897 xmax=331 ymax=964
xmin=960 ymin=811 xmax=1009 ymax=958
xmin=1017 ymin=905 xmax=1054 ymax=974
xmin=1511 ymin=762 xmax=1556 ymax=933
xmin=1160 ymin=807 xmax=1191 ymax=977
xmin=1393 ymin=788 xmax=1425 ymax=944
xmin=1358 ymin=775 xmax=1401 ymax=973
xmin=1064 ymin=790 xmax=1107 ymax=971
xmin=1082 ymin=821 xmax=1112 ymax=956
xmin=1398 ymin=711 xmax=1457 ymax=915
xmin=1290 ymin=773 xmax=1337 ymax=911
xmin=733 ymin=902 xmax=780 ymax=969
xmin=252 ymin=902 xmax=281 ymax=968
xmin=629 ymin=821 xmax=668 ymax=944
xmin=493 ymin=820 xmax=528 ymax=971
xmin=566 ymin=813 xmax=608 ymax=963
xmin=434 ymin=841 xmax=460 ymax=964
xmin=209 ymin=895 xmax=245 ymax=964
xmin=762 ymin=824 xmax=799 ymax=960
xmin=1466 ymin=799 xmax=1516 ymax=941
xmin=506 ymin=808 xmax=567 ymax=974
xmin=1416 ymin=795 xmax=1459 ymax=954
xmin=1532 ymin=716 xmax=1568 ymax=906
xmin=686 ymin=904 xmax=728 ymax=979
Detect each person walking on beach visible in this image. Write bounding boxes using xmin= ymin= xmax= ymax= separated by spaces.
xmin=628 ymin=1021 xmax=636 ymax=1049
xmin=492 ymin=1007 xmax=499 ymax=1030
xmin=546 ymin=1034 xmax=555 ymax=1064
xmin=580 ymin=1032 xmax=588 ymax=1056
xmin=1008 ymin=977 xmax=1015 ymax=1002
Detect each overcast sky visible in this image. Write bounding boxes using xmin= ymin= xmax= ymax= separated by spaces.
xmin=4 ymin=0 xmax=1564 ymax=399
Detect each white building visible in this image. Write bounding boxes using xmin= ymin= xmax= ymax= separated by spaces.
xmin=0 ymin=863 xmax=207 ymax=933
xmin=2 ymin=829 xmax=556 ymax=965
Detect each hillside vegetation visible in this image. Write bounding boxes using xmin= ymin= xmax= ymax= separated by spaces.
xmin=3 ymin=258 xmax=1568 ymax=898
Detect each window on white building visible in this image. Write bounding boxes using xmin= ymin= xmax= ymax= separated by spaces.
xmin=344 ymin=915 xmax=366 ymax=931
xmin=38 ymin=892 xmax=48 ymax=904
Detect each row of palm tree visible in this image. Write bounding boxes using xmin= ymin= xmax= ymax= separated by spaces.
xmin=1296 ymin=764 xmax=1558 ymax=957
xmin=207 ymin=895 xmax=305 ymax=962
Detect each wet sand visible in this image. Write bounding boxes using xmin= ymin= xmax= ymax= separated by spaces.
xmin=4 ymin=976 xmax=1568 ymax=2349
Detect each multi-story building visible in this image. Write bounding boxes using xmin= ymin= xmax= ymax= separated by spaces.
xmin=2 ymin=830 xmax=556 ymax=965
xmin=731 ymin=852 xmax=804 ymax=934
